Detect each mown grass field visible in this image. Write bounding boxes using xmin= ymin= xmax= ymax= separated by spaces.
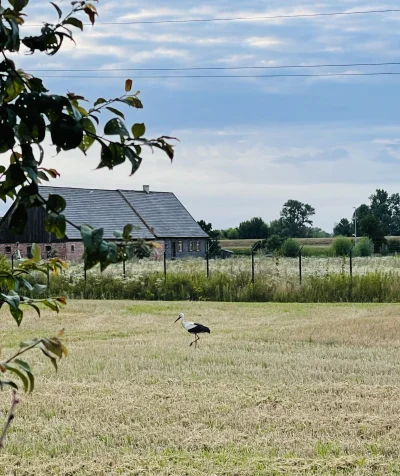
xmin=1 ymin=301 xmax=400 ymax=475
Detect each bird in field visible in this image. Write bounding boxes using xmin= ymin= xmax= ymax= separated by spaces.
xmin=174 ymin=313 xmax=210 ymax=348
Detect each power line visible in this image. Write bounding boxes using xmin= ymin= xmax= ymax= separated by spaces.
xmin=38 ymin=72 xmax=400 ymax=79
xmin=26 ymin=8 xmax=400 ymax=26
xmin=28 ymin=62 xmax=400 ymax=72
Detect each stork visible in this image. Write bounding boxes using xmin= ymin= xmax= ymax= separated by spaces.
xmin=174 ymin=313 xmax=210 ymax=348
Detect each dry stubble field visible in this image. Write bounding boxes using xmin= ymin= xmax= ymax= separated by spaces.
xmin=1 ymin=301 xmax=400 ymax=475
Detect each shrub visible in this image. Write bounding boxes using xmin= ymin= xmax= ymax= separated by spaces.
xmin=387 ymin=238 xmax=400 ymax=253
xmin=301 ymin=246 xmax=333 ymax=258
xmin=0 ymin=254 xmax=11 ymax=272
xmin=281 ymin=238 xmax=300 ymax=258
xmin=331 ymin=236 xmax=352 ymax=257
xmin=354 ymin=237 xmax=374 ymax=257
xmin=266 ymin=234 xmax=284 ymax=252
xmin=380 ymin=243 xmax=389 ymax=256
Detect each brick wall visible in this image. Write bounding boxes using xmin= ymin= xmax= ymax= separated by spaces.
xmin=0 ymin=241 xmax=84 ymax=261
xmin=0 ymin=239 xmax=206 ymax=262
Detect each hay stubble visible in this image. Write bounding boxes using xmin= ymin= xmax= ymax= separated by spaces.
xmin=1 ymin=301 xmax=400 ymax=475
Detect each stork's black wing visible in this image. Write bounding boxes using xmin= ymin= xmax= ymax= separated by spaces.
xmin=192 ymin=323 xmax=211 ymax=334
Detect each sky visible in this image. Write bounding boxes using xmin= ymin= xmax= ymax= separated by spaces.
xmin=6 ymin=0 xmax=400 ymax=232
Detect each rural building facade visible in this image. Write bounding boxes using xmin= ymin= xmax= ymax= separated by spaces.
xmin=0 ymin=185 xmax=209 ymax=261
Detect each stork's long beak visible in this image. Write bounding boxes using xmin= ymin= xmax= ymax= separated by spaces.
xmin=174 ymin=316 xmax=181 ymax=323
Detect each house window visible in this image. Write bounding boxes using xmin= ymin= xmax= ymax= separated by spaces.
xmin=71 ymin=245 xmax=75 ymax=252
xmin=189 ymin=241 xmax=193 ymax=252
xmin=196 ymin=241 xmax=200 ymax=252
xmin=178 ymin=241 xmax=183 ymax=253
xmin=27 ymin=246 xmax=32 ymax=259
xmin=5 ymin=246 xmax=11 ymax=253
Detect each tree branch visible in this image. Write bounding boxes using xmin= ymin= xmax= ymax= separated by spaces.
xmin=4 ymin=341 xmax=41 ymax=365
xmin=0 ymin=390 xmax=19 ymax=450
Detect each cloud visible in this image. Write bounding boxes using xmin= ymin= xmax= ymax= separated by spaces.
xmin=274 ymin=148 xmax=349 ymax=165
xmin=372 ymin=150 xmax=400 ymax=165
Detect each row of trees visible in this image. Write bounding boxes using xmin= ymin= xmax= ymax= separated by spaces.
xmin=333 ymin=189 xmax=400 ymax=251
xmin=217 ymin=200 xmax=327 ymax=241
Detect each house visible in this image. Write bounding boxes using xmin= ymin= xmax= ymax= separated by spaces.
xmin=0 ymin=185 xmax=209 ymax=261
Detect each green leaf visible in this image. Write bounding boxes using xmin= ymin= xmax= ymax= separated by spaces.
xmin=106 ymin=106 xmax=125 ymax=120
xmin=38 ymin=345 xmax=58 ymax=372
xmin=31 ymin=243 xmax=41 ymax=262
xmin=3 ymin=74 xmax=25 ymax=103
xmin=104 ymin=118 xmax=129 ymax=137
xmin=19 ymin=338 xmax=40 ymax=349
xmin=94 ymin=98 xmax=106 ymax=107
xmin=118 ymin=97 xmax=143 ymax=109
xmin=63 ymin=17 xmax=83 ymax=31
xmin=79 ymin=117 xmax=96 ymax=154
xmin=27 ymin=77 xmax=48 ymax=93
xmin=50 ymin=1 xmax=62 ymax=18
xmin=125 ymin=147 xmax=142 ymax=176
xmin=1 ymin=293 xmax=23 ymax=325
xmin=27 ymin=303 xmax=41 ymax=317
xmin=47 ymin=194 xmax=66 ymax=213
xmin=4 ymin=364 xmax=29 ymax=393
xmin=32 ymin=283 xmax=47 ymax=295
xmin=0 ymin=124 xmax=15 ymax=153
xmin=42 ymin=338 xmax=64 ymax=359
xmin=132 ymin=123 xmax=146 ymax=139
xmin=97 ymin=143 xmax=125 ymax=170
xmin=50 ymin=114 xmax=83 ymax=150
xmin=5 ymin=17 xmax=20 ymax=52
xmin=0 ymin=380 xmax=18 ymax=391
xmin=26 ymin=370 xmax=34 ymax=392
xmin=123 ymin=224 xmax=134 ymax=241
xmin=45 ymin=212 xmax=66 ymax=239
xmin=9 ymin=0 xmax=29 ymax=12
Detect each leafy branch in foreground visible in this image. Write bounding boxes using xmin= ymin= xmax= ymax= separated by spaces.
xmin=0 ymin=0 xmax=176 ymax=272
xmin=0 ymin=0 xmax=176 ymax=448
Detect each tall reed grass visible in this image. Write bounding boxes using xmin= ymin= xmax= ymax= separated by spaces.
xmin=36 ymin=266 xmax=400 ymax=303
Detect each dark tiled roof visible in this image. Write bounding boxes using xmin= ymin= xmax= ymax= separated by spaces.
xmin=38 ymin=186 xmax=155 ymax=240
xmin=119 ymin=191 xmax=209 ymax=238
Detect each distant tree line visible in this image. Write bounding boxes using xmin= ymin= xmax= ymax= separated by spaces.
xmin=213 ymin=199 xmax=329 ymax=252
xmin=333 ymin=189 xmax=400 ymax=252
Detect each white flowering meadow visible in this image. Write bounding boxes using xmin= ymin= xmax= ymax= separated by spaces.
xmin=64 ymin=254 xmax=400 ymax=283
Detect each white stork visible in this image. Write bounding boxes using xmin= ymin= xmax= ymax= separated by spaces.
xmin=174 ymin=313 xmax=210 ymax=348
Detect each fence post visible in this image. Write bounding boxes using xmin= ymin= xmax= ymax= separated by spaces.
xmin=349 ymin=246 xmax=354 ymax=278
xmin=251 ymin=248 xmax=255 ymax=284
xmin=206 ymin=240 xmax=210 ymax=278
xmin=251 ymin=241 xmax=262 ymax=285
xmin=84 ymin=264 xmax=87 ymax=282
xmin=164 ymin=241 xmax=167 ymax=281
xmin=123 ymin=259 xmax=126 ymax=279
xmin=299 ymin=246 xmax=304 ymax=285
